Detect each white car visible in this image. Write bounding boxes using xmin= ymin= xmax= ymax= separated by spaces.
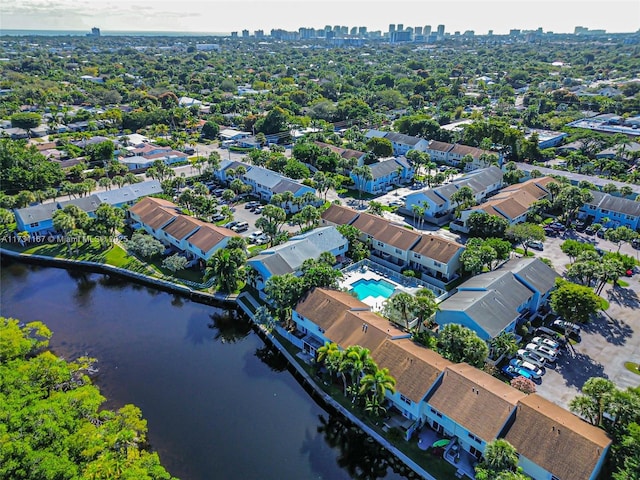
xmin=532 ymin=336 xmax=560 ymax=351
xmin=516 ymin=349 xmax=547 ymax=369
xmin=247 ymin=230 xmax=264 ymax=242
xmin=526 ymin=343 xmax=558 ymax=362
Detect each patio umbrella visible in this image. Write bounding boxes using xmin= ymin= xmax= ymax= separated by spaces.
xmin=432 ymin=439 xmax=451 ymax=448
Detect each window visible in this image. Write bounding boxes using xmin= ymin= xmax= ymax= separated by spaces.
xmin=29 ymin=222 xmax=39 ymax=228
xmin=399 ymin=394 xmax=412 ymax=405
xmin=468 ymin=433 xmax=482 ymax=444
xmin=433 ymin=261 xmax=442 ymax=267
xmin=395 ymin=248 xmax=402 ymax=254
xmin=413 ymin=253 xmax=422 ymax=259
xmin=377 ymin=241 xmax=384 ymax=247
xmin=469 ymin=446 xmax=482 ymax=460
xmin=602 ymin=209 xmax=610 ymax=214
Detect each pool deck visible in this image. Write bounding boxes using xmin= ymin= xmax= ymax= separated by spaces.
xmin=340 ymin=267 xmax=418 ymax=312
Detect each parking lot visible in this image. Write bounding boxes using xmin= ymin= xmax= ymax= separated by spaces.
xmin=526 ymin=228 xmax=640 ymax=409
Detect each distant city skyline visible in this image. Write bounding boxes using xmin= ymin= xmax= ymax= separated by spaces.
xmin=2 ymin=0 xmax=638 ymax=35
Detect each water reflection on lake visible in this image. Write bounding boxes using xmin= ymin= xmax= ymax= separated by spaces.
xmin=0 ymin=262 xmax=409 ymax=480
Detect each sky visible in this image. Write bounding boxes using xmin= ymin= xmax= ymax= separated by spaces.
xmin=2 ymin=0 xmax=639 ymax=35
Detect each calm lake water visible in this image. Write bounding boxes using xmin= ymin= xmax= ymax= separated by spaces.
xmin=0 ymin=262 xmax=409 ymax=480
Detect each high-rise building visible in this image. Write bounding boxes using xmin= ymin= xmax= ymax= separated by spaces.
xmin=397 ymin=23 xmax=404 ymax=31
xmin=414 ymin=26 xmax=423 ymax=35
xmin=350 ymin=26 xmax=357 ymax=36
xmin=242 ymin=29 xmax=249 ymax=38
xmin=437 ymin=24 xmax=445 ymax=36
xmin=389 ymin=24 xmax=396 ymax=33
xmin=424 ymin=25 xmax=431 ymax=36
xmin=359 ymin=26 xmax=367 ymax=35
xmin=254 ymin=30 xmax=264 ymax=38
xmin=90 ymin=27 xmax=100 ymax=37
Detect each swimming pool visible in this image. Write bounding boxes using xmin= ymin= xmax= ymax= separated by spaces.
xmin=350 ymin=278 xmax=396 ymax=301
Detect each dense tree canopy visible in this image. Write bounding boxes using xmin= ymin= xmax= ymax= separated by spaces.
xmin=0 ymin=139 xmax=65 ymax=194
xmin=0 ymin=317 xmax=175 ymax=480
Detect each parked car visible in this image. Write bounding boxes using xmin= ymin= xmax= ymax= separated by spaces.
xmin=247 ymin=230 xmax=264 ymax=242
xmin=224 ymin=221 xmax=239 ymax=229
xmin=574 ymin=221 xmax=587 ymax=232
xmin=549 ymin=222 xmax=565 ymax=232
xmin=517 ymin=349 xmax=547 ymax=369
xmin=525 ymin=343 xmax=558 ymax=362
xmin=532 ymin=336 xmax=561 ymax=351
xmin=632 ymin=238 xmax=640 ymax=249
xmin=534 ymin=326 xmax=565 ymax=343
xmin=211 ymin=213 xmax=225 ymax=222
xmin=585 ymin=226 xmax=596 ymax=235
xmin=551 ymin=319 xmax=581 ymax=337
xmin=597 ymin=228 xmax=608 ymax=239
xmin=509 ymin=358 xmax=544 ymax=379
xmin=502 ymin=365 xmax=534 ymax=380
xmin=527 ymin=240 xmax=544 ymax=251
xmin=213 ymin=188 xmax=225 ymax=197
xmin=231 ymin=221 xmax=249 ymax=233
xmin=254 ymin=234 xmax=269 ymax=245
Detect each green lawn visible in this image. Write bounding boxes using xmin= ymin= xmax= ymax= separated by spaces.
xmin=3 ymin=240 xmax=210 ymax=288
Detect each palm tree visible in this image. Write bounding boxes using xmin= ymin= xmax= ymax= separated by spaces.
xmin=414 ymin=289 xmax=438 ymax=329
xmin=206 ymin=248 xmax=241 ymax=293
xmin=316 ymin=342 xmax=342 ymax=382
xmin=352 ymin=165 xmax=373 ymax=202
xmin=450 ymin=185 xmax=475 ymax=218
xmin=52 ymin=210 xmax=76 ymax=256
xmin=339 ymin=345 xmax=376 ymax=397
xmin=359 ymin=367 xmax=396 ymax=405
xmin=489 ymin=332 xmax=519 ymax=360
xmin=411 ymin=204 xmax=425 ymax=228
xmin=98 ymin=177 xmax=112 ymax=191
xmin=384 ymin=292 xmax=416 ymax=330
xmin=367 ymin=201 xmax=384 ymax=216
xmin=482 ymin=439 xmax=519 ymax=473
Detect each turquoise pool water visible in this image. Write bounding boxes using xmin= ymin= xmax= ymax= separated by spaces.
xmin=351 ymin=278 xmax=396 ymax=300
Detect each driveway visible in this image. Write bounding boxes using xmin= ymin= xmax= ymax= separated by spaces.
xmin=526 ymin=229 xmax=640 ymax=409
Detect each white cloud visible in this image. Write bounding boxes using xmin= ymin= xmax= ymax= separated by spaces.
xmin=2 ymin=0 xmax=638 ymax=34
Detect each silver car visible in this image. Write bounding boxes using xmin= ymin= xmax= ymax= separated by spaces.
xmin=517 ymin=349 xmax=547 ymax=369
xmin=525 ymin=343 xmax=558 ymax=362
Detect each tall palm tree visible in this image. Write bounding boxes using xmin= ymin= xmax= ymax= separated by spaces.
xmin=52 ymin=210 xmax=77 ymax=256
xmin=352 ymin=165 xmax=373 ymax=202
xmin=384 ymin=292 xmax=416 ymax=330
xmin=414 ymin=288 xmax=438 ymax=329
xmin=339 ymin=346 xmax=376 ymax=397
